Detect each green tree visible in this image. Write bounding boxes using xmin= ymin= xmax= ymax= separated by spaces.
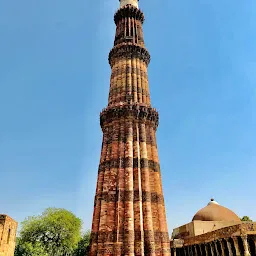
xmin=15 ymin=238 xmax=48 ymax=256
xmin=15 ymin=208 xmax=82 ymax=256
xmin=73 ymin=230 xmax=91 ymax=256
xmin=241 ymin=216 xmax=253 ymax=222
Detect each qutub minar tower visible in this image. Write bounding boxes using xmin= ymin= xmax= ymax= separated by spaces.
xmin=89 ymin=0 xmax=171 ymax=255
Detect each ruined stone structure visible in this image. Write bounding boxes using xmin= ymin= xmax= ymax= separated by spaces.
xmin=0 ymin=215 xmax=18 ymax=256
xmin=170 ymin=200 xmax=256 ymax=256
xmin=89 ymin=0 xmax=171 ymax=255
xmin=171 ymin=223 xmax=256 ymax=256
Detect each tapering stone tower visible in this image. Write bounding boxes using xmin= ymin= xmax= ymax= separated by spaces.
xmin=89 ymin=1 xmax=171 ymax=255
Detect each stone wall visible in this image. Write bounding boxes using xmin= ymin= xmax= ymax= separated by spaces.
xmin=172 ymin=220 xmax=245 ymax=240
xmin=0 ymin=215 xmax=18 ymax=256
xmin=193 ymin=220 xmax=242 ymax=237
xmin=172 ymin=222 xmax=193 ymax=239
xmin=184 ymin=222 xmax=256 ymax=245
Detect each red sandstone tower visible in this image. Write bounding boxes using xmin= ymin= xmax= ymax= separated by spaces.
xmin=89 ymin=0 xmax=171 ymax=255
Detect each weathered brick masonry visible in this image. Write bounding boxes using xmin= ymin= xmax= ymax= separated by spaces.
xmin=0 ymin=215 xmax=18 ymax=256
xmin=89 ymin=1 xmax=171 ymax=255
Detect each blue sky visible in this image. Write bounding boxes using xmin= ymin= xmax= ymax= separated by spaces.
xmin=1 ymin=0 xmax=255 ymax=233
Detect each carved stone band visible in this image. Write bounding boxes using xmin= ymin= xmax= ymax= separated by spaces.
xmin=114 ymin=5 xmax=144 ymax=24
xmin=100 ymin=104 xmax=158 ymax=129
xmin=90 ymin=230 xmax=170 ymax=244
xmin=94 ymin=190 xmax=164 ymax=204
xmin=98 ymin=158 xmax=160 ymax=173
xmin=109 ymin=43 xmax=151 ymax=67
xmin=111 ymin=66 xmax=147 ymax=78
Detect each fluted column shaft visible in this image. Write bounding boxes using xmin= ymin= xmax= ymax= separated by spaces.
xmin=108 ymin=56 xmax=151 ymax=106
xmin=133 ymin=122 xmax=144 ymax=255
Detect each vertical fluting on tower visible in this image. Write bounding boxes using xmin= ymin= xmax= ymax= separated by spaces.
xmin=89 ymin=2 xmax=171 ymax=256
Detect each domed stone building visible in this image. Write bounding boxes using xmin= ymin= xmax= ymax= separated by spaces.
xmin=170 ymin=199 xmax=256 ymax=256
xmin=193 ymin=199 xmax=241 ymax=222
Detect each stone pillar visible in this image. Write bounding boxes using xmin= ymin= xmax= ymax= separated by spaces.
xmin=189 ymin=246 xmax=192 ymax=256
xmin=193 ymin=245 xmax=198 ymax=256
xmin=219 ymin=239 xmax=225 ymax=256
xmin=198 ymin=244 xmax=203 ymax=256
xmin=186 ymin=246 xmax=190 ymax=256
xmin=189 ymin=246 xmax=193 ymax=256
xmin=204 ymin=244 xmax=208 ymax=256
xmin=232 ymin=237 xmax=241 ymax=256
xmin=210 ymin=242 xmax=214 ymax=256
xmin=241 ymin=235 xmax=251 ymax=256
xmin=253 ymin=235 xmax=256 ymax=255
xmin=214 ymin=241 xmax=219 ymax=256
xmin=185 ymin=246 xmax=188 ymax=256
xmin=225 ymin=239 xmax=233 ymax=256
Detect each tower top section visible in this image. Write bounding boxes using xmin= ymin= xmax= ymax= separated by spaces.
xmin=120 ymin=0 xmax=139 ymax=8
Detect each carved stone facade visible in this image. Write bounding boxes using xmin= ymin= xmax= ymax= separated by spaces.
xmin=88 ymin=1 xmax=170 ymax=256
xmin=170 ymin=223 xmax=256 ymax=256
xmin=0 ymin=215 xmax=18 ymax=256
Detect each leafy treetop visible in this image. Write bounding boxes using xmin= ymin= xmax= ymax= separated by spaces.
xmin=15 ymin=208 xmax=82 ymax=256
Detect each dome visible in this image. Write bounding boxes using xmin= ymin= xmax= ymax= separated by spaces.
xmin=192 ymin=199 xmax=241 ymax=222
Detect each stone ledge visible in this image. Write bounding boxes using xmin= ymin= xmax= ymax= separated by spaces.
xmin=183 ymin=222 xmax=256 ymax=246
xmin=109 ymin=43 xmax=150 ymax=67
xmin=100 ymin=103 xmax=159 ymax=129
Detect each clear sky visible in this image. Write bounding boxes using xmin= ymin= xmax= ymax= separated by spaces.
xmin=1 ymin=0 xmax=256 ymax=233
